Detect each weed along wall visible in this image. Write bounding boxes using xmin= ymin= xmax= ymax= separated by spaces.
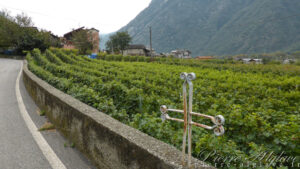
xmin=22 ymin=61 xmax=213 ymax=169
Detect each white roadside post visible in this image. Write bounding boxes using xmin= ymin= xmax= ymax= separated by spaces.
xmin=160 ymin=72 xmax=225 ymax=168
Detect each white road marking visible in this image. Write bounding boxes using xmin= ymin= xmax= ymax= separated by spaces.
xmin=15 ymin=62 xmax=67 ymax=169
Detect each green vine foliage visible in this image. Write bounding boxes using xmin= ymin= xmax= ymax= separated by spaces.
xmin=27 ymin=48 xmax=300 ymax=168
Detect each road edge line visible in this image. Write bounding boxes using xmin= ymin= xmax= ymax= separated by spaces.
xmin=15 ymin=62 xmax=67 ymax=169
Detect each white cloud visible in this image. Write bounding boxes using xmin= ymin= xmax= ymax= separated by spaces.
xmin=0 ymin=0 xmax=151 ymax=36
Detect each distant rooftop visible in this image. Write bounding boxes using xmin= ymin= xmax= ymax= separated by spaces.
xmin=63 ymin=27 xmax=99 ymax=40
xmin=63 ymin=27 xmax=85 ymax=38
xmin=196 ymin=56 xmax=214 ymax=60
xmin=127 ymin=44 xmax=146 ymax=49
xmin=171 ymin=49 xmax=191 ymax=54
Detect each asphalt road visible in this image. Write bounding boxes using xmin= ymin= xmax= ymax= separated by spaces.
xmin=0 ymin=59 xmax=96 ymax=169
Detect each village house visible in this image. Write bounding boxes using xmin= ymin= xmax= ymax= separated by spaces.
xmin=283 ymin=59 xmax=295 ymax=64
xmin=123 ymin=44 xmax=150 ymax=56
xmin=62 ymin=27 xmax=100 ymax=54
xmin=171 ymin=49 xmax=192 ymax=59
xmin=240 ymin=58 xmax=263 ymax=64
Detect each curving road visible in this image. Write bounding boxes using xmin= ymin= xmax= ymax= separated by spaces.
xmin=0 ymin=59 xmax=96 ymax=169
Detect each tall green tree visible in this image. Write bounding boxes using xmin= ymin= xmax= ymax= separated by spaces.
xmin=15 ymin=28 xmax=52 ymax=54
xmin=14 ymin=13 xmax=50 ymax=53
xmin=0 ymin=10 xmax=57 ymax=55
xmin=15 ymin=12 xmax=33 ymax=27
xmin=0 ymin=10 xmax=20 ymax=49
xmin=106 ymin=31 xmax=131 ymax=54
xmin=71 ymin=29 xmax=93 ymax=55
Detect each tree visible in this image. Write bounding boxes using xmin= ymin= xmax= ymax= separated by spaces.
xmin=71 ymin=29 xmax=93 ymax=55
xmin=15 ymin=28 xmax=52 ymax=54
xmin=0 ymin=10 xmax=20 ymax=49
xmin=106 ymin=31 xmax=131 ymax=54
xmin=15 ymin=13 xmax=33 ymax=27
xmin=0 ymin=10 xmax=54 ymax=55
xmin=49 ymin=34 xmax=62 ymax=48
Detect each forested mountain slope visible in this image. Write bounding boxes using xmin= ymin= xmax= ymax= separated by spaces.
xmin=120 ymin=0 xmax=300 ymax=56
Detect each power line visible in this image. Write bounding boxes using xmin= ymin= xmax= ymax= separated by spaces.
xmin=0 ymin=3 xmax=103 ymax=28
xmin=0 ymin=3 xmax=75 ymax=22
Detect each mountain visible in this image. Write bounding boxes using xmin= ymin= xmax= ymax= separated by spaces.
xmin=99 ymin=33 xmax=114 ymax=50
xmin=119 ymin=0 xmax=300 ymax=56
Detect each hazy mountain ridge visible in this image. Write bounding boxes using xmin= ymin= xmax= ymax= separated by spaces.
xmin=99 ymin=33 xmax=114 ymax=50
xmin=120 ymin=0 xmax=300 ymax=56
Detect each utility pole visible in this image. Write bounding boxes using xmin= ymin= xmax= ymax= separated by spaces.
xmin=149 ymin=27 xmax=152 ymax=58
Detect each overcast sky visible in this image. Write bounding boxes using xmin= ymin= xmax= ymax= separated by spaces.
xmin=0 ymin=0 xmax=151 ymax=36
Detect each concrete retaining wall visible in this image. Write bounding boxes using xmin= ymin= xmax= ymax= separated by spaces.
xmin=22 ymin=61 xmax=213 ymax=169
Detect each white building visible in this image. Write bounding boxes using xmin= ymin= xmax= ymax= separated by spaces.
xmin=242 ymin=58 xmax=262 ymax=64
xmin=171 ymin=49 xmax=192 ymax=59
xmin=283 ymin=59 xmax=295 ymax=64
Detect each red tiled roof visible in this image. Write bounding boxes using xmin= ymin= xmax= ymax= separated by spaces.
xmin=196 ymin=56 xmax=214 ymax=60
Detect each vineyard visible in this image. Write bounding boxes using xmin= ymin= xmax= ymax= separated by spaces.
xmin=26 ymin=48 xmax=300 ymax=168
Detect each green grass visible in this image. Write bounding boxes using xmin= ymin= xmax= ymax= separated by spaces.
xmin=39 ymin=110 xmax=46 ymax=116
